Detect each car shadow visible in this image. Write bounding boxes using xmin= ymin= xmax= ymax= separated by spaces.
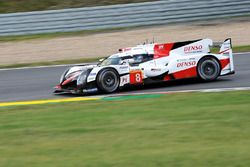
xmin=54 ymin=77 xmax=233 ymax=98
xmin=119 ymin=77 xmax=232 ymax=92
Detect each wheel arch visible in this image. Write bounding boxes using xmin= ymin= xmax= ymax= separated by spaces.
xmin=95 ymin=67 xmax=120 ymax=93
xmin=96 ymin=67 xmax=120 ymax=78
xmin=196 ymin=55 xmax=222 ymax=73
xmin=196 ymin=55 xmax=222 ymax=80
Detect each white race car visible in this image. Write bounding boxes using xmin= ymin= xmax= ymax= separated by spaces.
xmin=54 ymin=38 xmax=234 ymax=94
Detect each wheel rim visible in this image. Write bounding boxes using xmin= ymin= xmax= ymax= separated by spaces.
xmin=99 ymin=70 xmax=119 ymax=92
xmin=199 ymin=59 xmax=220 ymax=80
xmin=202 ymin=62 xmax=216 ymax=76
xmin=104 ymin=74 xmax=115 ymax=87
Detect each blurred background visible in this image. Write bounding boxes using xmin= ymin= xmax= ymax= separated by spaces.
xmin=0 ymin=0 xmax=250 ymax=66
xmin=0 ymin=1 xmax=250 ymax=167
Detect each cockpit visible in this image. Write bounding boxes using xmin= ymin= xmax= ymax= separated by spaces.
xmin=98 ymin=53 xmax=153 ymax=66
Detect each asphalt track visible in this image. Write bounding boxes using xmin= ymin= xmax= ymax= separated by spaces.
xmin=0 ymin=53 xmax=249 ymax=102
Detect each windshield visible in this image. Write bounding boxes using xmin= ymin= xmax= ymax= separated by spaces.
xmin=99 ymin=57 xmax=122 ymax=66
xmin=98 ymin=54 xmax=153 ymax=66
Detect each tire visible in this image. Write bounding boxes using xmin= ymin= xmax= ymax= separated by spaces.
xmin=96 ymin=68 xmax=120 ymax=93
xmin=197 ymin=57 xmax=221 ymax=81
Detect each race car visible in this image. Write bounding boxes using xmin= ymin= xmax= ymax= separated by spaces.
xmin=54 ymin=38 xmax=234 ymax=94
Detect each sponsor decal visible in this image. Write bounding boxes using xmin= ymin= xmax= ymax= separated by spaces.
xmin=122 ymin=77 xmax=128 ymax=83
xmin=153 ymin=43 xmax=174 ymax=58
xmin=151 ymin=68 xmax=161 ymax=72
xmin=119 ymin=66 xmax=129 ymax=70
xmin=184 ymin=45 xmax=203 ymax=53
xmin=120 ymin=74 xmax=130 ymax=86
xmin=131 ymin=68 xmax=141 ymax=71
xmin=130 ymin=70 xmax=143 ymax=84
xmin=177 ymin=58 xmax=195 ymax=62
xmin=177 ymin=61 xmax=196 ymax=68
xmin=89 ymin=73 xmax=97 ymax=76
xmin=119 ymin=48 xmax=132 ymax=52
xmin=88 ymin=77 xmax=95 ymax=81
xmin=124 ymin=48 xmax=131 ymax=51
xmin=159 ymin=44 xmax=164 ymax=49
xmin=83 ymin=88 xmax=98 ymax=93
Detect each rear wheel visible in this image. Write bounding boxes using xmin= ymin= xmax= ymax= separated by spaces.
xmin=96 ymin=68 xmax=120 ymax=93
xmin=197 ymin=57 xmax=221 ymax=81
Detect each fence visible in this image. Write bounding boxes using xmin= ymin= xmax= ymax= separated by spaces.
xmin=0 ymin=0 xmax=250 ymax=36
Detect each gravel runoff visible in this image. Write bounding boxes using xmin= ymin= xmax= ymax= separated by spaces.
xmin=0 ymin=19 xmax=250 ymax=65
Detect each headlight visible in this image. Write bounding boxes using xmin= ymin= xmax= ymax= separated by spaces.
xmin=60 ymin=69 xmax=69 ymax=83
xmin=77 ymin=70 xmax=89 ymax=86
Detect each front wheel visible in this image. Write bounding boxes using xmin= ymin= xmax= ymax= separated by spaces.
xmin=197 ymin=57 xmax=221 ymax=81
xmin=96 ymin=68 xmax=120 ymax=93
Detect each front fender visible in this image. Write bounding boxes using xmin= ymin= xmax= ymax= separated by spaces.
xmin=87 ymin=65 xmax=129 ymax=83
xmin=87 ymin=67 xmax=104 ymax=83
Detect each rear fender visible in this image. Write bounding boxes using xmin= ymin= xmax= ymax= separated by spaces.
xmin=168 ymin=55 xmax=201 ymax=75
xmin=219 ymin=38 xmax=234 ymax=74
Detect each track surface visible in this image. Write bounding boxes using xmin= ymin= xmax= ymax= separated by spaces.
xmin=0 ymin=53 xmax=249 ymax=102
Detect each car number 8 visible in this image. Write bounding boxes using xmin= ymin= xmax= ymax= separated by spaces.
xmin=130 ymin=71 xmax=143 ymax=84
xmin=135 ymin=73 xmax=141 ymax=82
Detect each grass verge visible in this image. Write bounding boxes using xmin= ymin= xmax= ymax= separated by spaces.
xmin=0 ymin=27 xmax=135 ymax=42
xmin=232 ymin=45 xmax=250 ymax=52
xmin=0 ymin=0 xmax=155 ymax=14
xmin=0 ymin=91 xmax=250 ymax=167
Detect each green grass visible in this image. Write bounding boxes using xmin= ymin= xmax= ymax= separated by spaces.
xmin=210 ymin=45 xmax=250 ymax=53
xmin=0 ymin=0 xmax=155 ymax=13
xmin=0 ymin=27 xmax=134 ymax=42
xmin=0 ymin=91 xmax=250 ymax=167
xmin=232 ymin=45 xmax=250 ymax=52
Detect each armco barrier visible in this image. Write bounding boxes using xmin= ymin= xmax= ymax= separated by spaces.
xmin=0 ymin=0 xmax=250 ymax=36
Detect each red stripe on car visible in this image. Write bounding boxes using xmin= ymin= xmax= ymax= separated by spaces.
xmin=220 ymin=58 xmax=230 ymax=69
xmin=219 ymin=49 xmax=230 ymax=54
xmin=154 ymin=43 xmax=174 ymax=59
xmin=172 ymin=66 xmax=197 ymax=79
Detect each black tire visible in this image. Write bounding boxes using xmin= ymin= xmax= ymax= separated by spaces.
xmin=197 ymin=57 xmax=221 ymax=81
xmin=96 ymin=68 xmax=120 ymax=93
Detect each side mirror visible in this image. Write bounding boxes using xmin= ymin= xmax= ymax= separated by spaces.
xmin=128 ymin=59 xmax=135 ymax=64
xmin=99 ymin=58 xmax=104 ymax=62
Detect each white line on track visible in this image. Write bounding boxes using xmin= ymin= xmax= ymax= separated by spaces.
xmin=0 ymin=63 xmax=95 ymax=71
xmin=0 ymin=52 xmax=249 ymax=71
xmin=234 ymin=51 xmax=250 ymax=55
xmin=108 ymin=87 xmax=250 ymax=97
xmin=0 ymin=64 xmax=71 ymax=71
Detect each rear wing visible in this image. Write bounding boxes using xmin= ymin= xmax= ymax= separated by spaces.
xmin=211 ymin=38 xmax=232 ymax=52
xmin=211 ymin=38 xmax=234 ymax=72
